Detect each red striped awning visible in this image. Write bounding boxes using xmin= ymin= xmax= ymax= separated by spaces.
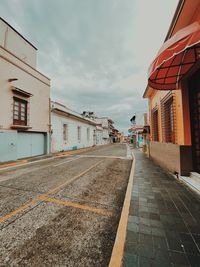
xmin=148 ymin=22 xmax=200 ymax=90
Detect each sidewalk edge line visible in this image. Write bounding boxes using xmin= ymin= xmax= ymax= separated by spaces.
xmin=108 ymin=151 xmax=135 ymax=267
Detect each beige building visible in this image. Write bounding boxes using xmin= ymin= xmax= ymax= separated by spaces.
xmin=0 ymin=18 xmax=50 ymax=162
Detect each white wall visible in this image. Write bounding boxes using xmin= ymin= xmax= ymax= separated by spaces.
xmin=0 ymin=49 xmax=50 ymax=132
xmin=96 ymin=129 xmax=103 ymax=145
xmin=51 ymin=113 xmax=96 ymax=152
xmin=0 ymin=19 xmax=37 ymax=67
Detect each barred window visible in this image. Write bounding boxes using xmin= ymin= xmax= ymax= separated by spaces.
xmin=77 ymin=126 xmax=81 ymax=141
xmin=87 ymin=127 xmax=90 ymax=141
xmin=63 ymin=124 xmax=68 ymax=142
xmin=152 ymin=107 xmax=159 ymax=141
xmin=13 ymin=97 xmax=27 ymax=126
xmin=161 ymin=93 xmax=176 ymax=143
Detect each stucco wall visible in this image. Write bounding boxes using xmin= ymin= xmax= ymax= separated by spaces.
xmin=149 ymin=88 xmax=185 ymax=145
xmin=0 ymin=19 xmax=37 ymax=67
xmin=96 ymin=130 xmax=103 ymax=145
xmin=0 ymin=48 xmax=50 ymax=133
xmin=150 ymin=141 xmax=193 ymax=175
xmin=51 ymin=113 xmax=96 ymax=152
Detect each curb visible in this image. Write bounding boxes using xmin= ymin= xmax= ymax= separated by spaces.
xmin=0 ymin=160 xmax=27 ymax=169
xmin=0 ymin=146 xmax=99 ymax=171
xmin=108 ymin=151 xmax=135 ymax=267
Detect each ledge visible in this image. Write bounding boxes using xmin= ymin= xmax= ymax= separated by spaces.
xmin=11 ymin=125 xmax=32 ymax=130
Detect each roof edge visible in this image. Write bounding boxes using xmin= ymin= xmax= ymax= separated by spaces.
xmin=143 ymin=85 xmax=155 ymax=99
xmin=0 ymin=17 xmax=38 ymax=50
xmin=52 ymin=108 xmax=97 ymax=126
xmin=165 ymin=0 xmax=185 ymax=41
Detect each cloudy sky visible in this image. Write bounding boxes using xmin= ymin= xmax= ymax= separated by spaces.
xmin=1 ymin=0 xmax=178 ymax=133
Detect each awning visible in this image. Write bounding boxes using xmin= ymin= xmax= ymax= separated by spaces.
xmin=148 ymin=22 xmax=200 ymax=90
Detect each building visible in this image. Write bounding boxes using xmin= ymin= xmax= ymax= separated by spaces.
xmin=128 ymin=125 xmax=144 ymax=148
xmin=143 ymin=0 xmax=200 ymax=175
xmin=51 ymin=102 xmax=97 ymax=152
xmin=96 ymin=124 xmax=103 ymax=145
xmin=0 ymin=18 xmax=50 ymax=162
xmin=96 ymin=117 xmax=114 ymax=144
xmin=82 ymin=112 xmax=115 ymax=145
xmin=81 ymin=111 xmax=104 ymax=145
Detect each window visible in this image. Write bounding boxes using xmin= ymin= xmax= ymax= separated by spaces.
xmin=161 ymin=93 xmax=176 ymax=143
xmin=13 ymin=97 xmax=27 ymax=125
xmin=152 ymin=107 xmax=159 ymax=141
xmin=87 ymin=127 xmax=90 ymax=141
xmin=77 ymin=126 xmax=81 ymax=141
xmin=63 ymin=124 xmax=68 ymax=142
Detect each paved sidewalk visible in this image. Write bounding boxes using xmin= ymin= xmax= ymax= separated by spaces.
xmin=123 ymin=149 xmax=200 ymax=267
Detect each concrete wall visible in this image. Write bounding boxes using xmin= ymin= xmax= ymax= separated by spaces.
xmin=51 ymin=113 xmax=96 ymax=152
xmin=0 ymin=47 xmax=50 ymax=132
xmin=0 ymin=19 xmax=50 ymax=162
xmin=0 ymin=18 xmax=37 ymax=67
xmin=150 ymin=141 xmax=193 ymax=175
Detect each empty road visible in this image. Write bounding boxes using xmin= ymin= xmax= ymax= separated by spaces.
xmin=0 ymin=144 xmax=132 ymax=267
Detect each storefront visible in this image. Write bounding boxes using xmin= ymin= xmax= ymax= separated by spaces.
xmin=143 ymin=0 xmax=200 ymax=175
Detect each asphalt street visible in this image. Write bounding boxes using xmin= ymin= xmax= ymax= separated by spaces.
xmin=0 ymin=144 xmax=132 ymax=267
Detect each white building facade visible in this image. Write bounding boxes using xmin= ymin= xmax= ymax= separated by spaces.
xmin=0 ymin=18 xmax=50 ymax=162
xmin=51 ymin=102 xmax=97 ymax=152
xmin=95 ymin=117 xmax=114 ymax=144
xmin=96 ymin=125 xmax=103 ymax=145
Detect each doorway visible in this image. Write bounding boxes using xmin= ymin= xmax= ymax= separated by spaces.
xmin=189 ymin=68 xmax=200 ymax=173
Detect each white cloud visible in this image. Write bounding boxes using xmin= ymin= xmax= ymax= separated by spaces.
xmin=0 ymin=0 xmax=179 ymax=133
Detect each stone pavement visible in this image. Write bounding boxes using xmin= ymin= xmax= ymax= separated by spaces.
xmin=123 ymin=149 xmax=200 ymax=267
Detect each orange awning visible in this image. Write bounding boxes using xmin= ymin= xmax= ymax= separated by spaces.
xmin=148 ymin=22 xmax=200 ymax=90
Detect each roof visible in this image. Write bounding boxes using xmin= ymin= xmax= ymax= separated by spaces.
xmin=51 ymin=101 xmax=96 ymax=126
xmin=0 ymin=17 xmax=37 ymax=50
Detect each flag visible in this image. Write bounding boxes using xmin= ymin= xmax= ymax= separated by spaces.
xmin=130 ymin=114 xmax=136 ymax=125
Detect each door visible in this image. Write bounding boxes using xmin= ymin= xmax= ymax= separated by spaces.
xmin=189 ymin=69 xmax=200 ymax=173
xmin=17 ymin=132 xmax=45 ymax=159
xmin=0 ymin=132 xmax=17 ymax=162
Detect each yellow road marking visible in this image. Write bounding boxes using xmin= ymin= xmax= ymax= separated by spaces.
xmin=55 ymin=147 xmax=92 ymax=157
xmin=0 ymin=160 xmax=27 ymax=169
xmin=0 ymin=160 xmax=104 ymax=224
xmin=38 ymin=195 xmax=113 ymax=217
xmin=0 ymin=199 xmax=38 ymax=223
xmin=47 ymin=160 xmax=104 ymax=194
xmin=109 ymin=153 xmax=135 ymax=267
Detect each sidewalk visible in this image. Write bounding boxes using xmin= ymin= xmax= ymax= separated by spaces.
xmin=123 ymin=149 xmax=200 ymax=267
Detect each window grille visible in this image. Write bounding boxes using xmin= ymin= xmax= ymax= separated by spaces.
xmin=13 ymin=97 xmax=27 ymax=126
xmin=87 ymin=128 xmax=90 ymax=141
xmin=63 ymin=124 xmax=68 ymax=142
xmin=161 ymin=92 xmax=177 ymax=144
xmin=77 ymin=126 xmax=81 ymax=142
xmin=152 ymin=107 xmax=159 ymax=141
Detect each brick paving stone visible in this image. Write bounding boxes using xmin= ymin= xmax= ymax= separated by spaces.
xmin=123 ymin=149 xmax=200 ymax=267
xmin=123 ymin=253 xmax=138 ymax=267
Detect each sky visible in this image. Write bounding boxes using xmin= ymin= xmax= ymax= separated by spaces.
xmin=1 ymin=0 xmax=178 ymax=133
